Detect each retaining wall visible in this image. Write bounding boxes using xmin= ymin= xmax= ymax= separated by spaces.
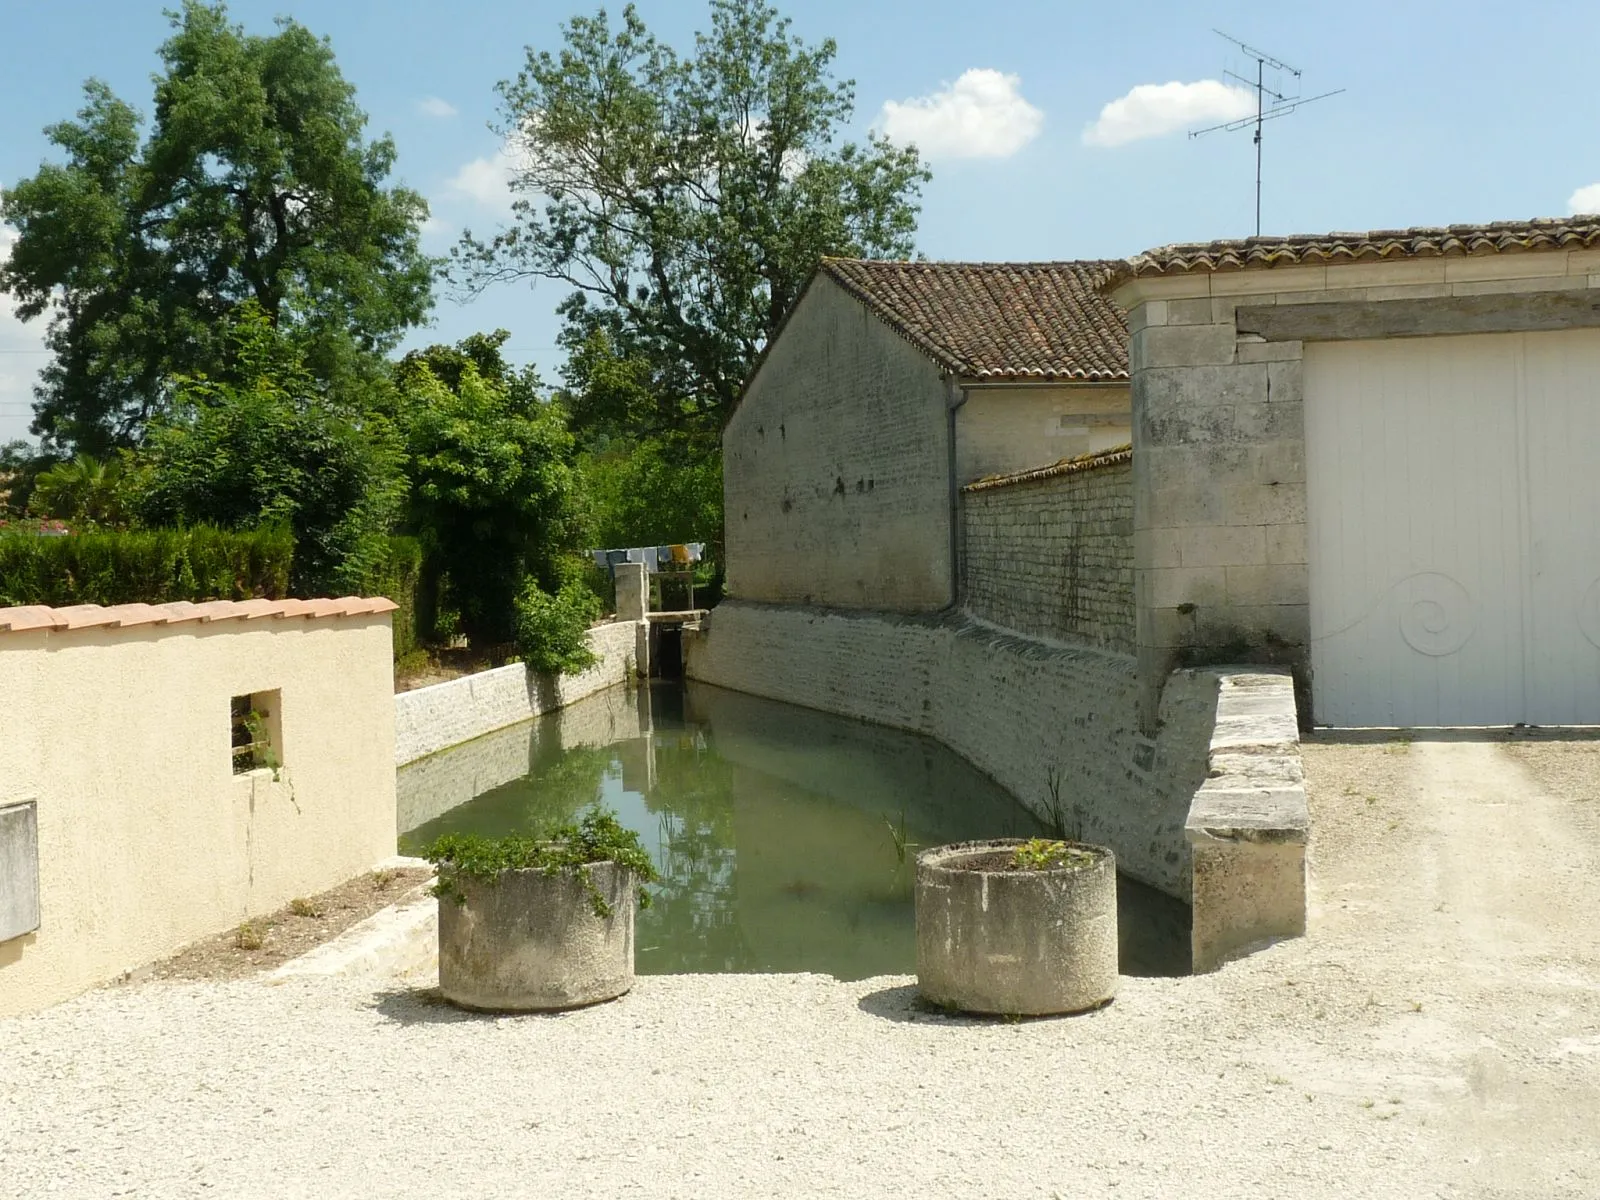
xmin=961 ymin=448 xmax=1134 ymax=651
xmin=683 ymin=600 xmax=1218 ymax=898
xmin=394 ymin=620 xmax=636 ymax=767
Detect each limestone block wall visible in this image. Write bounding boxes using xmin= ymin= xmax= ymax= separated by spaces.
xmin=724 ymin=275 xmax=954 ymax=612
xmin=394 ymin=620 xmax=636 ymax=767
xmin=684 ymin=600 xmax=1219 ymax=899
xmin=961 ymin=449 xmax=1134 ymax=651
xmin=0 ymin=599 xmax=398 ymax=1018
xmin=1113 ymin=248 xmax=1600 ymax=723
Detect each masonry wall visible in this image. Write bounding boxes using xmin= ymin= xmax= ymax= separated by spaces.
xmin=724 ymin=275 xmax=953 ymax=612
xmin=684 ymin=600 xmax=1219 ymax=899
xmin=394 ymin=620 xmax=636 ymax=767
xmin=961 ymin=451 xmax=1134 ymax=651
xmin=1113 ymin=247 xmax=1600 ymax=724
xmin=955 ymin=384 xmax=1131 ymax=484
xmin=0 ymin=608 xmax=396 ymax=1017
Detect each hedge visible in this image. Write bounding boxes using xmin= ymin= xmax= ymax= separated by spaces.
xmin=0 ymin=525 xmax=293 ymax=608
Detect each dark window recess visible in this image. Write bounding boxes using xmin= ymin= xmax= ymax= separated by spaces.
xmin=230 ymin=692 xmax=281 ymax=775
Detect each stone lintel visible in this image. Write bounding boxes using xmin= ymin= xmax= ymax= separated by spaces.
xmin=1237 ymin=289 xmax=1600 ymax=343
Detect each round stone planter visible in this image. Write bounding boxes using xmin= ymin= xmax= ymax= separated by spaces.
xmin=437 ymin=862 xmax=637 ymax=1012
xmin=915 ymin=838 xmax=1118 ymax=1016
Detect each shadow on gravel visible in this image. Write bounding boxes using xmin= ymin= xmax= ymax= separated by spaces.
xmin=855 ymin=983 xmax=1106 ymax=1027
xmin=371 ymin=986 xmax=612 ymax=1025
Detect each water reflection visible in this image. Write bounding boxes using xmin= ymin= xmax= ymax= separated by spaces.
xmin=399 ymin=682 xmax=1190 ymax=979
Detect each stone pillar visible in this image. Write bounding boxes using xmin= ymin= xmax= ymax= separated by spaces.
xmin=614 ymin=562 xmax=650 ymax=679
xmin=1117 ymin=290 xmax=1310 ymax=729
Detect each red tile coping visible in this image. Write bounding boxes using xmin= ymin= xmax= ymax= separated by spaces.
xmin=962 ymin=444 xmax=1133 ymax=493
xmin=0 ymin=596 xmax=398 ymax=635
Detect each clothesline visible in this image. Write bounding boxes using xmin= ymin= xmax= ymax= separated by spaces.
xmin=590 ymin=543 xmax=706 ymax=575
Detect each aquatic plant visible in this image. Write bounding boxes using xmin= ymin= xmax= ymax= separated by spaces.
xmin=424 ymin=808 xmax=659 ymax=917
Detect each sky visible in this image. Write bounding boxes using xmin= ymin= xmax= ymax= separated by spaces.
xmin=3 ymin=0 xmax=1598 ymax=444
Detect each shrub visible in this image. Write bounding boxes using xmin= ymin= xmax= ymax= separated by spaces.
xmin=512 ymin=578 xmax=601 ymax=676
xmin=352 ymin=535 xmax=425 ymax=659
xmin=0 ymin=525 xmax=292 ymax=607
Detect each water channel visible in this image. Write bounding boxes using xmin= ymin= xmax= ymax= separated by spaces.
xmin=397 ymin=681 xmax=1190 ymax=980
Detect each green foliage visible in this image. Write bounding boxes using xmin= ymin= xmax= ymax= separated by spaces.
xmin=27 ymin=453 xmax=128 ymax=526
xmin=1 ymin=442 xmax=54 ymax=518
xmin=0 ymin=0 xmax=433 ymax=453
xmin=512 ymin=578 xmax=602 ymax=676
xmin=127 ymin=305 xmax=405 ymax=596
xmin=352 ymin=535 xmax=425 ymax=660
xmin=1008 ymin=839 xmax=1098 ymax=873
xmin=452 ymin=0 xmax=928 ymax=445
xmin=0 ymin=524 xmax=292 ymax=607
xmin=398 ymin=333 xmax=579 ymax=647
xmin=577 ymin=436 xmax=722 ymax=552
xmin=424 ymin=808 xmax=659 ymax=917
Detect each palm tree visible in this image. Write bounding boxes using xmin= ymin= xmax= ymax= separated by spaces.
xmin=28 ymin=453 xmax=126 ymax=525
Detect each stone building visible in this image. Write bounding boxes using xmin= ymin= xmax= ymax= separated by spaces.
xmin=723 ymin=258 xmax=1130 ymax=613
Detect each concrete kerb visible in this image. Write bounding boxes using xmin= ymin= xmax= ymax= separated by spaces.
xmin=1185 ymin=669 xmax=1309 ymax=972
xmin=269 ymin=857 xmax=437 ymax=983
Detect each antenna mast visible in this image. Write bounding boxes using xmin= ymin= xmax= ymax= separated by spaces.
xmin=1190 ymin=31 xmax=1344 ymax=236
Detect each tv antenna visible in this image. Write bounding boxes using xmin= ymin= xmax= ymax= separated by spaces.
xmin=1189 ymin=31 xmax=1344 ymax=236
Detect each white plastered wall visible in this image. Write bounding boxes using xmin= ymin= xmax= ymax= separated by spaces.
xmin=0 ymin=613 xmax=396 ymax=1016
xmin=955 ymin=384 xmax=1131 ymax=483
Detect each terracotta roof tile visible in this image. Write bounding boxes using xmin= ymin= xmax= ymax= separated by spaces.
xmin=963 ymin=444 xmax=1133 ymax=493
xmin=819 ymin=259 xmax=1129 ymax=382
xmin=1112 ymin=217 xmax=1600 ymax=282
xmin=0 ymin=597 xmax=397 ymax=638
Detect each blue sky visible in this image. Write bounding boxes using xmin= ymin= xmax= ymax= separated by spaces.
xmin=3 ymin=0 xmax=1598 ymax=443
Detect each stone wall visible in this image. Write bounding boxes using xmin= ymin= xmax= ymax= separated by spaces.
xmin=961 ymin=449 xmax=1134 ymax=651
xmin=394 ymin=620 xmax=636 ymax=767
xmin=954 ymin=384 xmax=1131 ymax=484
xmin=683 ymin=600 xmax=1219 ymax=899
xmin=1111 ymin=247 xmax=1600 ymax=724
xmin=724 ymin=274 xmax=954 ymax=612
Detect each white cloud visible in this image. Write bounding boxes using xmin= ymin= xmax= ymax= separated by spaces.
xmin=1082 ymin=79 xmax=1256 ymax=148
xmin=877 ymin=69 xmax=1044 ymax=160
xmin=1569 ymin=182 xmax=1600 ymax=214
xmin=444 ymin=142 xmax=527 ymax=216
xmin=420 ymin=215 xmax=453 ymax=240
xmin=0 ymin=225 xmax=47 ymax=444
xmin=416 ymin=96 xmax=458 ymax=119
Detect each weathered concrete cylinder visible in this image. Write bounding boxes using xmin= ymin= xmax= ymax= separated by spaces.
xmin=438 ymin=863 xmax=636 ymax=1011
xmin=915 ymin=839 xmax=1118 ymax=1016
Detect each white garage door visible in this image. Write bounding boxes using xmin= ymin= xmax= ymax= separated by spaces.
xmin=1305 ymin=328 xmax=1600 ymax=726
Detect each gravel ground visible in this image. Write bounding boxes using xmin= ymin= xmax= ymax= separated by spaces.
xmin=2 ymin=736 xmax=1597 ymax=1199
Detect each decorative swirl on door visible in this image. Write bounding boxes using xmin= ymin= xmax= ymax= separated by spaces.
xmin=1397 ymin=573 xmax=1474 ymax=657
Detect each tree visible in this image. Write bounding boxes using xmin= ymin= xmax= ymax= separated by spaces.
xmin=28 ymin=454 xmax=128 ymax=526
xmin=0 ymin=1 xmax=433 ymax=453
xmin=452 ymin=0 xmax=928 ymax=445
xmin=397 ymin=334 xmax=580 ymax=647
xmin=127 ymin=305 xmax=405 ymax=595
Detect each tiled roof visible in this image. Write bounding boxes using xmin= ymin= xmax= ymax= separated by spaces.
xmin=963 ymin=444 xmax=1133 ymax=493
xmin=1112 ymin=217 xmax=1600 ymax=281
xmin=0 ymin=596 xmax=397 ymax=635
xmin=819 ymin=259 xmax=1129 ymax=382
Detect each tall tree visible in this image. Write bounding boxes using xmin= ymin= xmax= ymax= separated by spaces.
xmin=0 ymin=1 xmax=433 ymax=453
xmin=452 ymin=0 xmax=928 ymax=445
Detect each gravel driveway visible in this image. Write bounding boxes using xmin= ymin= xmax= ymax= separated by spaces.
xmin=2 ymin=734 xmax=1597 ymax=1199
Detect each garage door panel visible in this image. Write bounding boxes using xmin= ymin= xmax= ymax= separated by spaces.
xmin=1308 ymin=328 xmax=1600 ymax=726
xmin=1307 ymin=336 xmax=1524 ymax=726
xmin=1522 ymin=329 xmax=1600 ymax=724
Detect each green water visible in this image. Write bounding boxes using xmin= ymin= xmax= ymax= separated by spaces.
xmin=398 ymin=682 xmax=1190 ymax=980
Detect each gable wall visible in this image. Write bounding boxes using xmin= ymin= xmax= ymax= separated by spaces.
xmin=724 ymin=275 xmax=953 ymax=612
xmin=955 ymin=384 xmax=1131 ymax=484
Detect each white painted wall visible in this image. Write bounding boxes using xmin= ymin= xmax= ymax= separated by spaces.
xmin=955 ymin=384 xmax=1131 ymax=483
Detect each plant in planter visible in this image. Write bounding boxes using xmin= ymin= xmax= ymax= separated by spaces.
xmin=425 ymin=808 xmax=659 ymax=1012
xmin=915 ymin=837 xmax=1117 ymax=1017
